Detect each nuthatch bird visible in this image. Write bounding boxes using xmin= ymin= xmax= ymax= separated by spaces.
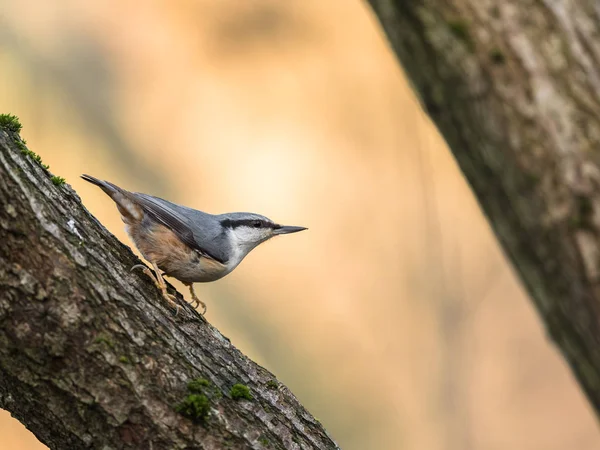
xmin=81 ymin=175 xmax=307 ymax=314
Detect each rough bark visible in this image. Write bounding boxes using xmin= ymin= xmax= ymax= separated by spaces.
xmin=0 ymin=124 xmax=339 ymax=449
xmin=365 ymin=0 xmax=600 ymax=416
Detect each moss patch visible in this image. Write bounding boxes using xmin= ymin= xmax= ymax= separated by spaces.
xmin=93 ymin=334 xmax=115 ymax=349
xmin=118 ymin=355 xmax=130 ymax=364
xmin=19 ymin=147 xmax=50 ymax=171
xmin=230 ymin=383 xmax=252 ymax=401
xmin=266 ymin=380 xmax=278 ymax=390
xmin=176 ymin=394 xmax=210 ymax=422
xmin=187 ymin=378 xmax=211 ymax=393
xmin=20 ymin=148 xmax=43 ymax=165
xmin=447 ymin=20 xmax=473 ymax=49
xmin=3 ymin=115 xmax=56 ymax=176
xmin=176 ymin=376 xmax=218 ymax=423
xmin=51 ymin=175 xmax=66 ymax=186
xmin=0 ymin=114 xmax=22 ymax=133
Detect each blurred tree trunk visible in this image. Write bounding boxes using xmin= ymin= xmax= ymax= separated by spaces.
xmin=366 ymin=0 xmax=600 ymax=417
xmin=0 ymin=124 xmax=339 ymax=450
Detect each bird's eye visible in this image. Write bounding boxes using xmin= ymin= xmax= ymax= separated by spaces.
xmin=252 ymin=220 xmax=262 ymax=228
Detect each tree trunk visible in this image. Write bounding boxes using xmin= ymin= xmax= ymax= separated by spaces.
xmin=365 ymin=0 xmax=600 ymax=417
xmin=0 ymin=121 xmax=339 ymax=449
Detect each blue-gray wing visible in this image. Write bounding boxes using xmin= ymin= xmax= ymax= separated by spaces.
xmin=132 ymin=193 xmax=225 ymax=263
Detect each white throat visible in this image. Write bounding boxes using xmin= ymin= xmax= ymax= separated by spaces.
xmin=225 ymin=228 xmax=260 ymax=272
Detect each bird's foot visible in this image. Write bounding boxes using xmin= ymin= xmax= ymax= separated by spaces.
xmin=161 ymin=291 xmax=181 ymax=315
xmin=131 ymin=264 xmax=154 ymax=279
xmin=131 ymin=264 xmax=180 ymax=314
xmin=187 ymin=284 xmax=207 ymax=315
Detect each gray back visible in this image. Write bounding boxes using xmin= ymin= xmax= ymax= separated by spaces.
xmin=133 ymin=193 xmax=232 ymax=263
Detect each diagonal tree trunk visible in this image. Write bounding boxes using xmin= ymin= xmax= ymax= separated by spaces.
xmin=365 ymin=0 xmax=600 ymax=417
xmin=0 ymin=118 xmax=339 ymax=450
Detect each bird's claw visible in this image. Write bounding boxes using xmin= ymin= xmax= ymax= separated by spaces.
xmin=190 ymin=299 xmax=207 ymax=315
xmin=163 ymin=292 xmax=181 ymax=315
xmin=131 ymin=263 xmax=181 ymax=315
xmin=130 ymin=264 xmax=147 ymax=273
xmin=186 ymin=284 xmax=207 ymax=315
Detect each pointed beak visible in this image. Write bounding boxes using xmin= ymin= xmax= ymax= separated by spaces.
xmin=273 ymin=225 xmax=308 ymax=235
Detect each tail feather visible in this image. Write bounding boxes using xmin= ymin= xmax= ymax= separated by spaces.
xmin=81 ymin=174 xmax=121 ymax=196
xmin=81 ymin=174 xmax=143 ymax=223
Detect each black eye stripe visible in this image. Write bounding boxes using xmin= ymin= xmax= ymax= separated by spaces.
xmin=221 ymin=218 xmax=273 ymax=229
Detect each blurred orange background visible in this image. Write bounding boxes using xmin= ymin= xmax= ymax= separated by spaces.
xmin=1 ymin=1 xmax=599 ymax=449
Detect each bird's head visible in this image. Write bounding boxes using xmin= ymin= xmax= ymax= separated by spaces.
xmin=220 ymin=212 xmax=307 ymax=257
